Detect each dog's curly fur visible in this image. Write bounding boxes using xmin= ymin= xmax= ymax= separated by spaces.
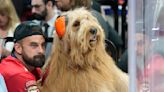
xmin=41 ymin=8 xmax=128 ymax=92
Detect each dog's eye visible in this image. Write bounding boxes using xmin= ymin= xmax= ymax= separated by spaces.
xmin=73 ymin=20 xmax=80 ymax=27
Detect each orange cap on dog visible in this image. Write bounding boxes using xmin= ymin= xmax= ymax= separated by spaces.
xmin=55 ymin=16 xmax=66 ymax=38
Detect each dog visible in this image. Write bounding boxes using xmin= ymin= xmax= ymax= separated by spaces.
xmin=41 ymin=8 xmax=128 ymax=92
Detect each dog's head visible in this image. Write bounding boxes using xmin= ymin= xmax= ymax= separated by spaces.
xmin=55 ymin=8 xmax=105 ymax=54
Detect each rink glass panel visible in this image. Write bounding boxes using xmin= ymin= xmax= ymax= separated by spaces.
xmin=135 ymin=0 xmax=164 ymax=92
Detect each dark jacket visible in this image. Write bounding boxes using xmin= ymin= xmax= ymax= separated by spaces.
xmin=91 ymin=9 xmax=123 ymax=48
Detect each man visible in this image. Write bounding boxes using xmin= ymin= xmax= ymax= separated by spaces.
xmin=30 ymin=0 xmax=60 ymax=59
xmin=117 ymin=32 xmax=151 ymax=73
xmin=0 ymin=21 xmax=46 ymax=92
xmin=55 ymin=0 xmax=123 ymax=50
xmin=31 ymin=0 xmax=60 ymax=23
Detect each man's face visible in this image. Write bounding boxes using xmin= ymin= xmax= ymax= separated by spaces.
xmin=136 ymin=33 xmax=150 ymax=56
xmin=0 ymin=12 xmax=9 ymax=27
xmin=56 ymin=0 xmax=72 ymax=11
xmin=20 ymin=35 xmax=46 ymax=67
xmin=31 ymin=0 xmax=47 ymax=20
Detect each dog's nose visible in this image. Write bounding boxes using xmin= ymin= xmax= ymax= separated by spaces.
xmin=90 ymin=28 xmax=97 ymax=35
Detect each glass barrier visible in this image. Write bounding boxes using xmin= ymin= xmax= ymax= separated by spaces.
xmin=129 ymin=0 xmax=164 ymax=92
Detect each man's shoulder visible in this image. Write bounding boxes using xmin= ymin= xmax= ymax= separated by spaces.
xmin=0 ymin=56 xmax=40 ymax=92
xmin=0 ymin=56 xmax=29 ymax=79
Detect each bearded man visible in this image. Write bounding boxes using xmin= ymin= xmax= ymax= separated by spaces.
xmin=0 ymin=21 xmax=46 ymax=92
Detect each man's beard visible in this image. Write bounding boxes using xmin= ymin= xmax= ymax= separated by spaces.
xmin=29 ymin=9 xmax=47 ymax=21
xmin=22 ymin=54 xmax=45 ymax=68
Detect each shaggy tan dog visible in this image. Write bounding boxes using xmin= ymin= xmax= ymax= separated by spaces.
xmin=41 ymin=8 xmax=128 ymax=92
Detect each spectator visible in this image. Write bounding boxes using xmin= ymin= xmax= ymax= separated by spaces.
xmin=138 ymin=36 xmax=164 ymax=92
xmin=55 ymin=0 xmax=123 ymax=48
xmin=0 ymin=21 xmax=46 ymax=92
xmin=117 ymin=32 xmax=151 ymax=73
xmin=0 ymin=74 xmax=8 ymax=92
xmin=0 ymin=0 xmax=20 ymax=59
xmin=30 ymin=0 xmax=60 ymax=59
xmin=12 ymin=0 xmax=31 ymax=21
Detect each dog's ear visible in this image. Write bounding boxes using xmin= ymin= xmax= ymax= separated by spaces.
xmin=55 ymin=15 xmax=68 ymax=38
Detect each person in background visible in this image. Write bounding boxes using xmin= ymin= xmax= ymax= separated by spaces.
xmin=117 ymin=32 xmax=151 ymax=73
xmin=30 ymin=0 xmax=60 ymax=59
xmin=0 ymin=0 xmax=20 ymax=60
xmin=55 ymin=0 xmax=123 ymax=49
xmin=138 ymin=35 xmax=164 ymax=92
xmin=0 ymin=21 xmax=46 ymax=92
xmin=11 ymin=0 xmax=31 ymax=21
xmin=0 ymin=73 xmax=8 ymax=92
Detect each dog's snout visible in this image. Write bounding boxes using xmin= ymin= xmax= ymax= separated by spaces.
xmin=90 ymin=28 xmax=97 ymax=34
